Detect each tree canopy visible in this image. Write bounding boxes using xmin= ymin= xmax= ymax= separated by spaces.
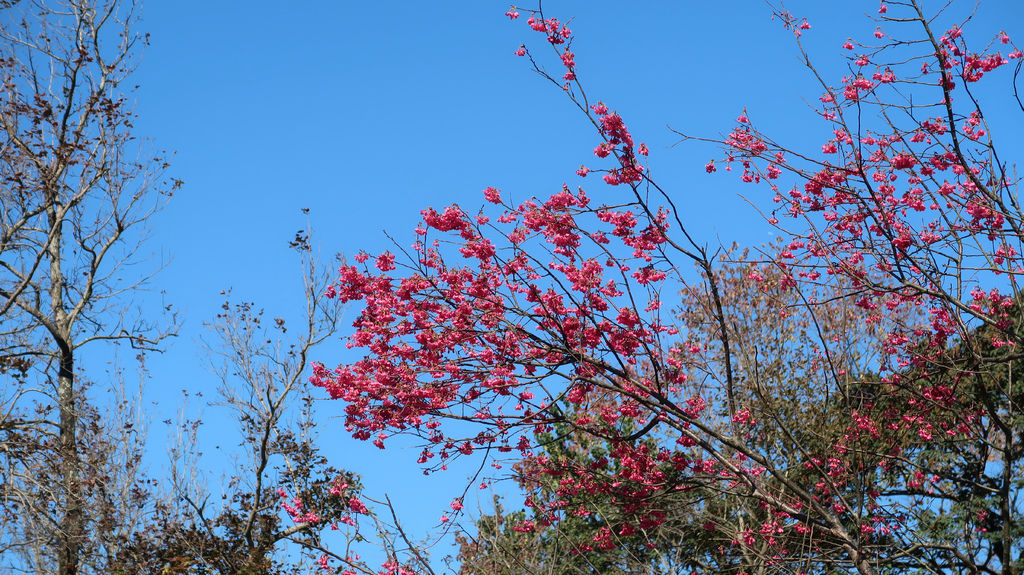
xmin=314 ymin=2 xmax=1024 ymax=574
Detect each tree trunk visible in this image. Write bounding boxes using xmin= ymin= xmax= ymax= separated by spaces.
xmin=57 ymin=349 xmax=81 ymax=575
xmin=49 ymin=197 xmax=81 ymax=575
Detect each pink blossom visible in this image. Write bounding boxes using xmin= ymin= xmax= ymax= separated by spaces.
xmin=891 ymin=154 xmax=917 ymax=169
xmin=375 ymin=252 xmax=395 ymax=272
xmin=348 ymin=497 xmax=368 ymax=514
xmin=329 ymin=481 xmax=349 ymax=496
xmin=513 ymin=520 xmax=536 ymax=532
xmin=873 ymin=69 xmax=896 ymax=83
xmin=483 ymin=186 xmax=502 ymax=204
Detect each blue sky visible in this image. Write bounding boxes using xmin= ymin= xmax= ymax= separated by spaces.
xmin=118 ymin=0 xmax=1024 ymax=567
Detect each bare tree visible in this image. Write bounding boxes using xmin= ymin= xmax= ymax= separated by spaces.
xmin=0 ymin=0 xmax=177 ymax=572
xmin=166 ymin=227 xmax=349 ymax=574
xmin=124 ymin=226 xmax=439 ymax=575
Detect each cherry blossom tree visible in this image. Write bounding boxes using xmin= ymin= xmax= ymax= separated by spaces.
xmin=314 ymin=2 xmax=1024 ymax=574
xmin=456 ymin=243 xmax=905 ymax=575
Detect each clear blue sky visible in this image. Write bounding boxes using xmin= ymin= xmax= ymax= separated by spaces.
xmin=120 ymin=0 xmax=1024 ymax=566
